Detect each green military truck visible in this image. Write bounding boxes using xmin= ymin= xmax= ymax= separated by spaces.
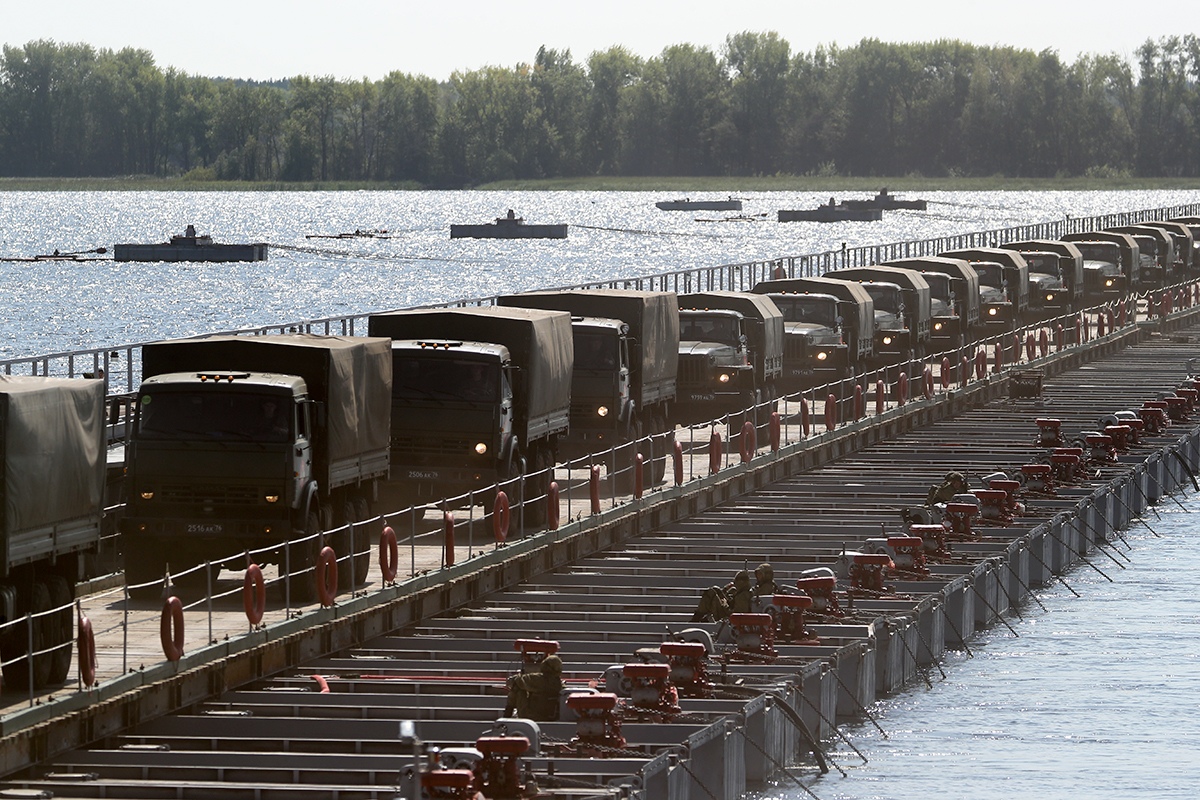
xmin=121 ymin=334 xmax=392 ymax=594
xmin=752 ymin=276 xmax=876 ymax=387
xmin=1061 ymin=231 xmax=1137 ymax=304
xmin=823 ymin=265 xmax=933 ymax=365
xmin=368 ymin=306 xmax=572 ymax=519
xmin=1 ymin=376 xmax=105 ymax=687
xmin=496 ymin=290 xmax=677 ymax=483
xmin=939 ymin=248 xmax=1030 ymax=332
xmin=882 ymin=257 xmax=981 ymax=352
xmin=675 ymin=292 xmax=784 ymax=423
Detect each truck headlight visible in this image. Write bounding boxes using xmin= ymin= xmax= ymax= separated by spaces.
xmin=264 ymin=494 xmax=280 ymax=504
xmin=882 ymin=336 xmax=893 ymax=346
xmin=1046 ymin=293 xmax=1055 ymax=302
xmin=140 ymin=491 xmax=155 ymax=500
xmin=474 ymin=442 xmax=488 ymax=455
xmin=717 ymin=373 xmax=731 ymax=383
xmin=816 ymin=351 xmax=828 ymax=361
xmin=596 ymin=405 xmax=609 ymax=417
xmin=988 ymin=307 xmax=999 ymax=316
xmin=933 ymin=322 xmax=943 ymax=332
xmin=1105 ymin=279 xmax=1114 ymax=287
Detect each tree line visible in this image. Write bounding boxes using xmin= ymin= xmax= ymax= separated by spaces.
xmin=2 ymin=34 xmax=1199 ymax=185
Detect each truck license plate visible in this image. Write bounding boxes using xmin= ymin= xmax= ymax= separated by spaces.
xmin=690 ymin=393 xmax=716 ymax=402
xmin=187 ymin=523 xmax=223 ymax=534
xmin=407 ymin=469 xmax=440 ymax=480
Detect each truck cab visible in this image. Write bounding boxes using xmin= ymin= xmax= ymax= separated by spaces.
xmin=124 ymin=372 xmax=315 ymax=577
xmin=386 ymin=340 xmax=516 ymax=494
xmin=1167 ymin=216 xmax=1200 ymax=276
xmin=1000 ymin=240 xmax=1084 ymax=317
xmin=1061 ymin=231 xmax=1136 ymax=303
xmin=753 ymin=276 xmax=875 ymax=388
xmin=940 ymin=248 xmax=1030 ymax=331
xmin=882 ymin=256 xmax=980 ymax=351
xmin=1105 ymin=225 xmax=1174 ymax=289
xmin=1138 ymin=220 xmax=1194 ymax=281
xmin=823 ymin=266 xmax=932 ymax=364
xmin=675 ymin=308 xmax=755 ymax=420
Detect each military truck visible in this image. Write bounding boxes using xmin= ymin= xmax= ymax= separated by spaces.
xmin=1167 ymin=217 xmax=1200 ymax=274
xmin=881 ymin=257 xmax=980 ymax=351
xmin=1 ymin=376 xmax=105 ymax=688
xmin=1138 ymin=220 xmax=1194 ymax=280
xmin=368 ymin=307 xmax=572 ymax=518
xmin=1105 ymin=225 xmax=1175 ymax=289
xmin=496 ymin=290 xmax=677 ymax=481
xmin=999 ymin=240 xmax=1084 ymax=318
xmin=121 ymin=334 xmax=392 ymax=594
xmin=1061 ymin=231 xmax=1136 ymax=303
xmin=823 ymin=265 xmax=933 ymax=365
xmin=751 ymin=276 xmax=875 ymax=387
xmin=940 ymin=248 xmax=1030 ymax=331
xmin=675 ymin=292 xmax=784 ymax=422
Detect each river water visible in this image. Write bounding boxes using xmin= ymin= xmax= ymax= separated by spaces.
xmin=756 ymin=494 xmax=1200 ymax=800
xmin=4 ymin=189 xmax=1199 ymax=798
xmin=1 ymin=188 xmax=1196 ymax=362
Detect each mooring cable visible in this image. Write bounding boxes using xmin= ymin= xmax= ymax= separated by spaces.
xmin=824 ymin=658 xmax=889 ymax=738
xmin=969 ymin=581 xmax=1021 ymax=637
xmin=792 ymin=692 xmax=863 ymax=768
xmin=1000 ymin=555 xmax=1048 ymax=612
xmin=736 ymin=728 xmax=826 ymax=800
xmin=1022 ymin=541 xmax=1081 ymax=598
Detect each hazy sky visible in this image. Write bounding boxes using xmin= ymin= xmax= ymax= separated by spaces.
xmin=2 ymin=1 xmax=1186 ymax=81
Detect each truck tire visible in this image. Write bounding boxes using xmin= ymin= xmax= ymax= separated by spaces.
xmin=353 ymin=496 xmax=374 ymax=584
xmin=288 ymin=511 xmax=322 ymax=604
xmin=123 ymin=548 xmax=168 ymax=600
xmin=650 ymin=410 xmax=673 ymax=485
xmin=3 ymin=580 xmax=53 ymax=690
xmin=45 ymin=575 xmax=73 ymax=685
xmin=523 ymin=446 xmax=551 ymax=528
xmin=613 ymin=417 xmax=642 ymax=495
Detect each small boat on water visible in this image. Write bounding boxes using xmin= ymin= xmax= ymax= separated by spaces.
xmin=0 ymin=247 xmax=108 ymax=263
xmin=305 ymin=229 xmax=392 ymax=240
xmin=450 ymin=210 xmax=568 ymax=240
xmin=840 ymin=187 xmax=928 ymax=211
xmin=778 ymin=199 xmax=883 ymax=223
xmin=656 ymin=197 xmax=743 ymax=211
xmin=114 ymin=226 xmax=268 ymax=262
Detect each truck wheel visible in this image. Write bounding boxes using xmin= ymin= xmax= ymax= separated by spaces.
xmin=3 ymin=580 xmax=53 ymax=690
xmin=45 ymin=575 xmax=73 ymax=685
xmin=123 ymin=548 xmax=168 ymax=600
xmin=352 ymin=496 xmax=374 ymax=584
xmin=523 ymin=447 xmax=549 ymax=528
xmin=288 ymin=511 xmax=322 ymax=604
xmin=650 ymin=411 xmax=673 ymax=485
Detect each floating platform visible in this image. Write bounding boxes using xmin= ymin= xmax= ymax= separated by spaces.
xmin=778 ymin=203 xmax=883 ymax=223
xmin=113 ymin=229 xmax=267 ymax=262
xmin=450 ymin=210 xmax=567 ymax=239
xmin=656 ymin=197 xmax=743 ymax=211
xmin=841 ymin=188 xmax=928 ymax=211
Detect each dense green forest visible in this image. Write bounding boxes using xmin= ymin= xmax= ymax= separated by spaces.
xmin=2 ymin=34 xmax=1199 ymax=185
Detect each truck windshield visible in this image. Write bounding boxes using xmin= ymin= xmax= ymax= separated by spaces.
xmin=973 ymin=263 xmax=1004 ymax=288
xmin=919 ymin=273 xmax=951 ymax=301
xmin=1073 ymin=243 xmax=1119 ymax=266
xmin=680 ymin=314 xmax=740 ymax=346
xmin=1023 ymin=254 xmax=1060 ymax=277
xmin=138 ymin=391 xmax=291 ymax=443
xmin=393 ymin=356 xmax=499 ymax=402
xmin=773 ymin=297 xmax=837 ymax=326
xmin=861 ymin=284 xmax=902 ymax=314
xmin=575 ymin=331 xmax=618 ymax=370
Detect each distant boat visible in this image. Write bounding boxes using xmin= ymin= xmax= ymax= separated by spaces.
xmin=778 ymin=199 xmax=883 ymax=223
xmin=113 ymin=226 xmax=267 ymax=262
xmin=450 ymin=210 xmax=568 ymax=239
xmin=306 ymin=229 xmax=392 ymax=240
xmin=840 ymin=188 xmax=928 ymax=211
xmin=655 ymin=197 xmax=743 ymax=212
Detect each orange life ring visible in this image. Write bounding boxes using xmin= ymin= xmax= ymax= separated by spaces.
xmin=316 ymin=545 xmax=338 ymax=606
xmin=740 ymin=420 xmax=756 ymax=462
xmin=77 ymin=613 xmax=97 ymax=687
xmin=547 ymin=482 xmax=560 ymax=530
xmin=160 ymin=596 xmax=184 ymax=662
xmin=243 ymin=564 xmax=266 ymax=626
xmin=379 ymin=526 xmax=399 ymax=583
xmin=493 ymin=491 xmax=510 ymax=543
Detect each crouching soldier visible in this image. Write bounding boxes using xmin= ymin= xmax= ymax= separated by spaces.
xmin=691 ymin=570 xmax=754 ymax=622
xmin=504 ymin=654 xmax=564 ymax=721
xmin=925 ymin=471 xmax=967 ymax=506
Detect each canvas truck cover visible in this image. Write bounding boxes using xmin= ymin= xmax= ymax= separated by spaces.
xmin=368 ymin=307 xmax=573 ymax=441
xmin=679 ymin=291 xmax=784 ymax=381
xmin=753 ymin=277 xmax=876 ymax=355
xmin=140 ymin=334 xmax=392 ymax=485
xmin=1 ymin=376 xmax=105 ymax=564
xmin=823 ymin=266 xmax=933 ymax=325
xmin=496 ymin=289 xmax=679 ymax=406
xmin=882 ymin=256 xmax=982 ymax=325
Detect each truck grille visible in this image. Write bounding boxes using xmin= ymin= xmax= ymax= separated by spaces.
xmin=160 ymin=484 xmax=260 ymax=505
xmin=677 ymin=355 xmax=708 ymax=387
xmin=392 ymin=435 xmax=474 ymax=459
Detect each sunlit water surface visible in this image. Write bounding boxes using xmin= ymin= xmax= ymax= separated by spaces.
xmin=750 ymin=493 xmax=1200 ymax=800
xmin=2 ymin=189 xmax=1196 ymax=360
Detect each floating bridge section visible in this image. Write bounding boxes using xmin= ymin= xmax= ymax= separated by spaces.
xmin=3 ymin=308 xmax=1200 ymax=798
